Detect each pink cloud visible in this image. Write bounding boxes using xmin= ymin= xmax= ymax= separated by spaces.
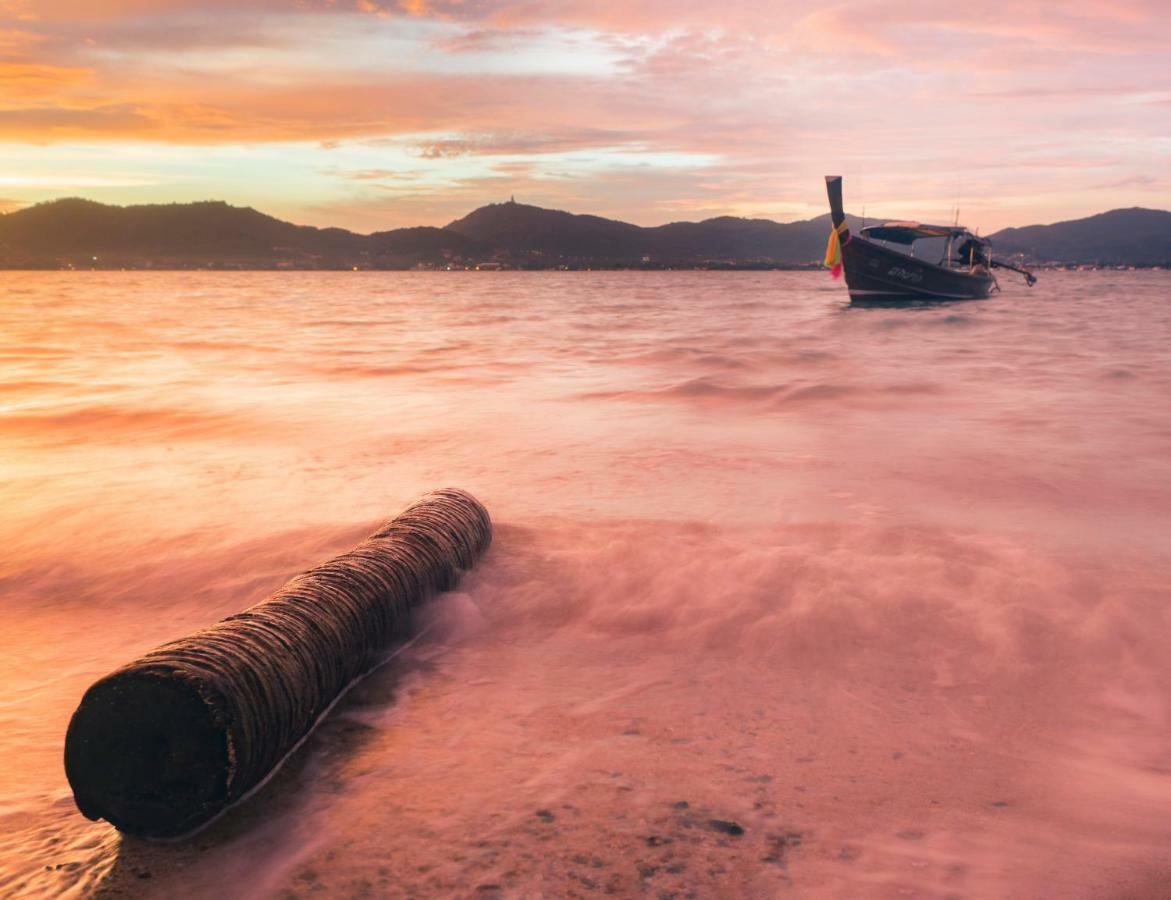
xmin=0 ymin=0 xmax=1167 ymax=229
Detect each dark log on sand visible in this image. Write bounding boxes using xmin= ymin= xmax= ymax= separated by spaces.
xmin=64 ymin=488 xmax=491 ymax=839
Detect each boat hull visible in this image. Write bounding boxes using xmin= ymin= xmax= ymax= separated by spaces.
xmin=841 ymin=235 xmax=995 ymax=304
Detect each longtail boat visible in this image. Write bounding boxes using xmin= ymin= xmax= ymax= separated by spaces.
xmin=823 ymin=175 xmax=1035 ymax=304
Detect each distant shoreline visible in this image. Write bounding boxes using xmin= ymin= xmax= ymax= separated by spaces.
xmin=2 ymin=264 xmax=1166 ymax=273
xmin=3 ymin=198 xmax=1169 ymax=269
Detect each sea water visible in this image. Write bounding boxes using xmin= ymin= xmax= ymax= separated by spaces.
xmin=1 ymin=271 xmax=1169 ymax=898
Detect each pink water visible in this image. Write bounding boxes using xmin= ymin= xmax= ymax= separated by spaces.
xmin=1 ymin=271 xmax=1169 ymax=898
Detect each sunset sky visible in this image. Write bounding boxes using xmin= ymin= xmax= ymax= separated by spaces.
xmin=1 ymin=0 xmax=1168 ymax=232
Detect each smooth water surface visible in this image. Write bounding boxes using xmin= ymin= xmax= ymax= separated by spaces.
xmin=1 ymin=271 xmax=1169 ymax=898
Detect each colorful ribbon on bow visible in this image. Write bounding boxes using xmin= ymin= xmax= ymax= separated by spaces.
xmin=823 ymin=220 xmax=849 ymax=279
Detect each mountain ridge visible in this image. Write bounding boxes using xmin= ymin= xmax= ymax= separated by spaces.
xmin=1 ymin=197 xmax=1167 ymax=269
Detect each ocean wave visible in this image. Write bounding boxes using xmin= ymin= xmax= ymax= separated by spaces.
xmin=0 ymin=404 xmax=256 ymax=445
xmin=580 ymin=377 xmax=943 ymax=408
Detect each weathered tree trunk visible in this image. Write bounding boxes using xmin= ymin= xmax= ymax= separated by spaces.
xmin=64 ymin=488 xmax=491 ymax=839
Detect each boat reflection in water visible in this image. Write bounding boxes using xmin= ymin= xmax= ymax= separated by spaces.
xmin=824 ymin=175 xmax=1036 ymax=305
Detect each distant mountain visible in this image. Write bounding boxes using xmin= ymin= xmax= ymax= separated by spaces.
xmin=366 ymin=226 xmax=487 ymax=262
xmin=446 ymin=200 xmax=861 ymax=265
xmin=0 ymin=198 xmax=484 ymax=269
xmin=988 ymin=208 xmax=1171 ymax=265
xmin=0 ymin=198 xmax=355 ymax=261
xmin=646 ymin=216 xmax=794 ymax=260
xmin=0 ymin=197 xmax=1165 ymax=269
xmin=446 ymin=202 xmax=644 ymax=260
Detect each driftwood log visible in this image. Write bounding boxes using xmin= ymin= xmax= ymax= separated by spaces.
xmin=64 ymin=488 xmax=491 ymax=839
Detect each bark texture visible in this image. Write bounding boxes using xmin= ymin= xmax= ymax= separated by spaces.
xmin=64 ymin=488 xmax=491 ymax=838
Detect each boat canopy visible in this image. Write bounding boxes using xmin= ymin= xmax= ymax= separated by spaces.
xmin=861 ymin=222 xmax=971 ymax=245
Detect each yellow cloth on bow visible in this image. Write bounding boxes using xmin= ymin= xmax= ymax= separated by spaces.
xmin=823 ymin=220 xmax=849 ymax=278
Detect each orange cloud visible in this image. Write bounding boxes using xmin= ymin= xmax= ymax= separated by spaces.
xmin=0 ymin=27 xmax=42 ymax=52
xmin=0 ymin=104 xmax=152 ymax=140
xmin=0 ymin=62 xmax=91 ymax=94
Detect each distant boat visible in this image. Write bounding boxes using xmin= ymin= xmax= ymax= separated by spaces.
xmin=823 ymin=175 xmax=1035 ymax=304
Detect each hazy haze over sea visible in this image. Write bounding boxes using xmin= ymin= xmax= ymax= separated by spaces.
xmin=1 ymin=271 xmax=1169 ymax=898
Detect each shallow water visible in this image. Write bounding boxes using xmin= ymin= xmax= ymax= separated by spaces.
xmin=1 ymin=271 xmax=1169 ymax=898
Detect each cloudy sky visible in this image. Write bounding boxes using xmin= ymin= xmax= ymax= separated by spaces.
xmin=1 ymin=0 xmax=1168 ymax=231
